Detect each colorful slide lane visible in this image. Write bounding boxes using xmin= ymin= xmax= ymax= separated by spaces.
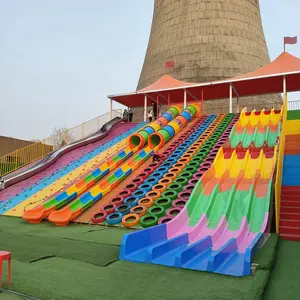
xmin=230 ymin=108 xmax=282 ymax=148
xmin=99 ymin=112 xmax=238 ymax=229
xmin=22 ymin=106 xmax=183 ymax=224
xmin=90 ymin=108 xmax=215 ymax=227
xmin=120 ymin=108 xmax=282 ymax=277
xmin=0 ymin=122 xmax=145 ymax=216
xmin=0 ymin=122 xmax=142 ymax=203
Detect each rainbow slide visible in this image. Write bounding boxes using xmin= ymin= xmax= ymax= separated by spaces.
xmin=119 ymin=108 xmax=282 ymax=277
xmin=22 ymin=106 xmax=182 ymax=224
xmin=47 ymin=105 xmax=199 ymax=226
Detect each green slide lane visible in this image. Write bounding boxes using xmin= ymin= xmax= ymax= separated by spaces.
xmin=248 ymin=181 xmax=272 ymax=232
xmin=227 ymin=186 xmax=254 ymax=231
xmin=254 ymin=127 xmax=269 ymax=148
xmin=229 ymin=128 xmax=244 ymax=148
xmin=207 ymin=186 xmax=235 ymax=229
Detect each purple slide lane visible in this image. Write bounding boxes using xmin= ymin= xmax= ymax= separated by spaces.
xmin=0 ymin=122 xmax=137 ymax=201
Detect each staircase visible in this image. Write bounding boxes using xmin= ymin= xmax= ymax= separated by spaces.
xmin=279 ymin=110 xmax=300 ymax=241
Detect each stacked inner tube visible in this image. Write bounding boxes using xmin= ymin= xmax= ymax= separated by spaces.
xmin=148 ymin=105 xmax=198 ymax=149
xmin=101 ymin=113 xmax=216 ymax=228
xmin=159 ymin=113 xmax=240 ymax=225
xmin=91 ymin=106 xmax=203 ymax=226
xmin=129 ymin=105 xmax=182 ymax=150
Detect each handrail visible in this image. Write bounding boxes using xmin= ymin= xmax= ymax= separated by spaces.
xmin=0 ymin=109 xmax=122 ymax=176
xmin=275 ymin=96 xmax=287 ymax=233
xmin=288 ymin=100 xmax=300 ymax=111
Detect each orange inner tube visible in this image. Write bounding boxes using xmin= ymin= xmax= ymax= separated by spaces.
xmin=158 ymin=178 xmax=173 ymax=185
xmin=122 ymin=214 xmax=140 ymax=228
xmin=163 ymin=172 xmax=177 ymax=180
xmin=173 ymin=163 xmax=185 ymax=169
xmin=130 ymin=205 xmax=147 ymax=217
xmin=168 ymin=167 xmax=181 ymax=175
xmin=138 ymin=197 xmax=154 ymax=208
xmin=146 ymin=190 xmax=161 ymax=200
xmin=152 ymin=184 xmax=167 ymax=193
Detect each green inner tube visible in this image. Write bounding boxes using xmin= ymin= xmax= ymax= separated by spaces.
xmin=186 ymin=105 xmax=196 ymax=116
xmin=154 ymin=197 xmax=172 ymax=209
xmin=161 ymin=190 xmax=178 ymax=201
xmin=178 ymin=171 xmax=193 ymax=180
xmin=140 ymin=215 xmax=158 ymax=228
xmin=169 ymin=107 xmax=179 ymax=117
xmin=147 ymin=206 xmax=165 ymax=218
xmin=174 ymin=177 xmax=189 ymax=187
xmin=167 ymin=183 xmax=183 ymax=193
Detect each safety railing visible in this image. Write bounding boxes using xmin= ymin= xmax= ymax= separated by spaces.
xmin=0 ymin=109 xmax=122 ymax=176
xmin=275 ymin=95 xmax=287 ymax=233
xmin=288 ymin=100 xmax=300 ymax=111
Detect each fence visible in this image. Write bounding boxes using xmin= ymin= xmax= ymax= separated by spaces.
xmin=288 ymin=100 xmax=300 ymax=111
xmin=0 ymin=109 xmax=122 ymax=176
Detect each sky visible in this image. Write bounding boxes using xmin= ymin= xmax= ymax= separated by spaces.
xmin=0 ymin=0 xmax=299 ymax=140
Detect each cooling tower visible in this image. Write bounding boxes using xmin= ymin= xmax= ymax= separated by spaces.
xmin=135 ymin=0 xmax=281 ymax=118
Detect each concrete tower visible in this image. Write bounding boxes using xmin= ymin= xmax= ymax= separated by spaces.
xmin=137 ymin=0 xmax=281 ymax=115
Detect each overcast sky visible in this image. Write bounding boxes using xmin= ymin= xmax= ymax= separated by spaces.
xmin=0 ymin=0 xmax=299 ymax=140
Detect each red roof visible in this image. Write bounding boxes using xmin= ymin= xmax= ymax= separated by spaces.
xmin=109 ymin=52 xmax=300 ymax=108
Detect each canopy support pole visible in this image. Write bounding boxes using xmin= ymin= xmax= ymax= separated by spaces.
xmin=144 ymin=95 xmax=147 ymax=122
xmin=283 ymin=75 xmax=287 ymax=97
xmin=186 ymin=90 xmax=198 ymax=101
xmin=156 ymin=94 xmax=159 ymax=118
xmin=184 ymin=89 xmax=187 ymax=108
xmin=229 ymin=84 xmax=233 ymax=113
xmin=201 ymin=89 xmax=204 ymax=116
xmin=110 ymin=98 xmax=113 ymax=120
xmin=237 ymin=97 xmax=240 ymax=113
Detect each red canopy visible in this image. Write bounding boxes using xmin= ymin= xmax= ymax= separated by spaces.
xmin=109 ymin=52 xmax=300 ymax=108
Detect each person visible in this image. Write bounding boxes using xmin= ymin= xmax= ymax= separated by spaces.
xmin=152 ymin=151 xmax=162 ymax=163
xmin=128 ymin=108 xmax=133 ymax=122
xmin=152 ymin=101 xmax=158 ymax=120
xmin=148 ymin=110 xmax=153 ymax=122
xmin=123 ymin=109 xmax=129 ymax=121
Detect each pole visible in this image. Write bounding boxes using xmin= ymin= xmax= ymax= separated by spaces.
xmin=283 ymin=75 xmax=286 ymax=97
xmin=229 ymin=84 xmax=233 ymax=113
xmin=237 ymin=97 xmax=240 ymax=113
xmin=144 ymin=95 xmax=147 ymax=122
xmin=201 ymin=89 xmax=204 ymax=115
xmin=110 ymin=98 xmax=113 ymax=120
xmin=156 ymin=94 xmax=159 ymax=119
xmin=184 ymin=89 xmax=187 ymax=108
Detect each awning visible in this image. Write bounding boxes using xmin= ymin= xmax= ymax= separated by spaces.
xmin=108 ymin=52 xmax=300 ymax=108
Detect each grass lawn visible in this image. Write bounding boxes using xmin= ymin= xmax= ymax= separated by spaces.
xmin=0 ymin=216 xmax=281 ymax=300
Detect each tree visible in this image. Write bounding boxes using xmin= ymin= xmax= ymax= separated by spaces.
xmin=49 ymin=126 xmax=74 ymax=150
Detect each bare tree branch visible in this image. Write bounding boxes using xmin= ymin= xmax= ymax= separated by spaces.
xmin=49 ymin=127 xmax=74 ymax=150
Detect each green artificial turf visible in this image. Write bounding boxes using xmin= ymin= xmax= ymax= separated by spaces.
xmin=0 ymin=232 xmax=119 ymax=266
xmin=0 ymin=216 xmax=280 ymax=300
xmin=0 ymin=290 xmax=28 ymax=300
xmin=263 ymin=239 xmax=300 ymax=300
xmin=1 ymin=258 xmax=269 ymax=300
xmin=0 ymin=216 xmax=133 ymax=246
xmin=253 ymin=234 xmax=279 ymax=270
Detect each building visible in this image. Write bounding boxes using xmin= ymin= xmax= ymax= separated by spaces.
xmin=134 ymin=0 xmax=281 ymax=118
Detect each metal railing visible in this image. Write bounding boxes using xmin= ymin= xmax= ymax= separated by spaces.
xmin=0 ymin=109 xmax=122 ymax=176
xmin=288 ymin=100 xmax=300 ymax=111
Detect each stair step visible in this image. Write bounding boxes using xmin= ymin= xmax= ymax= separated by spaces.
xmin=281 ymin=200 xmax=300 ymax=207
xmin=280 ymin=218 xmax=300 ymax=227
xmin=281 ymin=186 xmax=300 ymax=192
xmin=279 ymin=226 xmax=300 ymax=235
xmin=281 ymin=193 xmax=300 ymax=199
xmin=281 ymin=206 xmax=300 ymax=214
xmin=280 ymin=212 xmax=300 ymax=220
xmin=279 ymin=233 xmax=300 ymax=242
